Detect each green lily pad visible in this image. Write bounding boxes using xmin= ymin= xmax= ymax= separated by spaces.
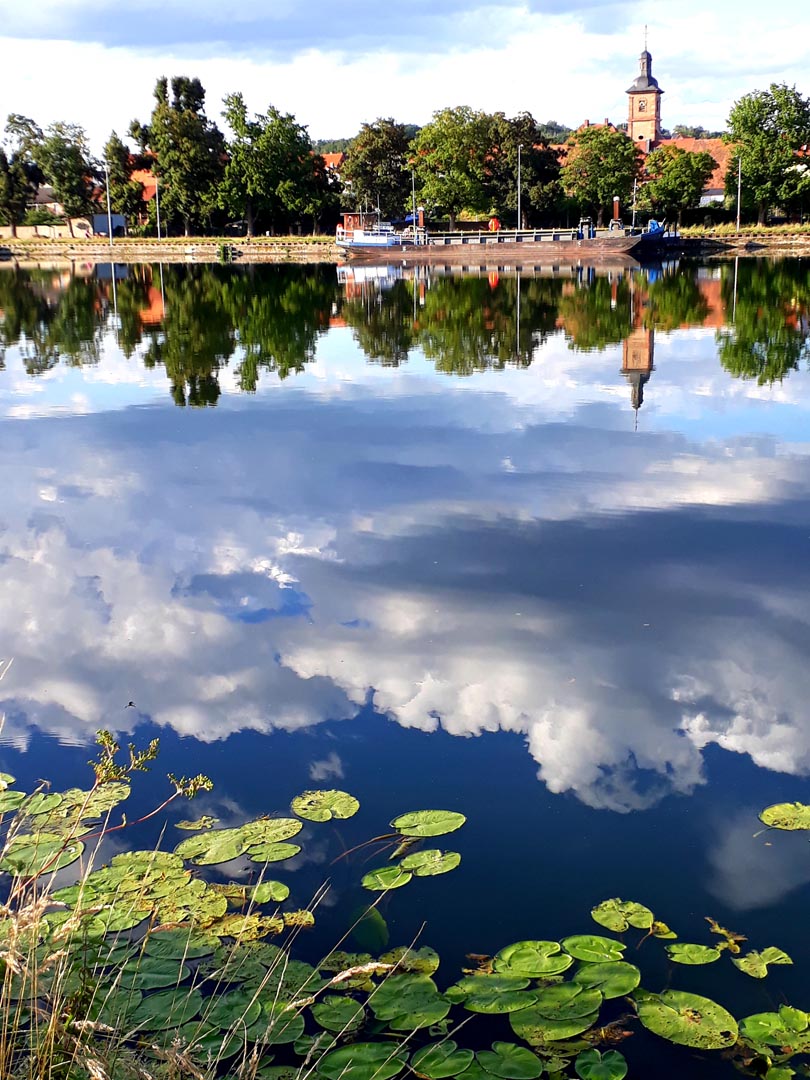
xmin=174 ymin=1023 xmax=242 ymax=1060
xmin=562 ymin=936 xmax=625 ymax=964
xmin=399 ymin=850 xmax=461 ymax=876
xmin=591 ymin=899 xmax=653 ymax=932
xmin=23 ymin=793 xmax=64 ymax=816
xmin=0 ymin=791 xmax=27 ymax=812
xmin=388 ymin=999 xmax=450 ymax=1030
xmin=390 ymin=810 xmax=466 ymax=837
xmin=292 ymin=790 xmax=360 ymax=822
xmin=740 ymin=1006 xmax=809 ymax=1046
xmin=362 ymin=866 xmax=413 ymax=891
xmin=369 ymin=974 xmax=443 ymax=1021
xmin=666 ymin=943 xmax=721 ymax=966
xmin=733 ymin=947 xmax=792 ymax=979
xmin=252 ymin=880 xmax=291 ymax=904
xmin=532 ymin=984 xmax=603 ymax=1021
xmin=759 ymin=803 xmax=810 ymax=830
xmin=572 ymin=962 xmax=640 ymax=999
xmin=311 ymin=995 xmax=365 ymax=1032
xmin=379 ymin=946 xmax=440 ymax=975
xmin=120 ymin=956 xmax=190 ymax=991
xmin=494 ymin=941 xmax=574 ymax=977
xmin=174 ymin=826 xmax=250 ymax=866
xmin=143 ymin=928 xmax=218 ymax=960
xmin=175 ymin=815 xmax=219 ymax=830
xmin=247 ymin=842 xmax=302 ymax=865
xmin=0 ymin=833 xmax=84 ymax=875
xmin=257 ymin=1003 xmax=307 ymax=1045
xmin=411 ymin=1042 xmax=475 ymax=1079
xmin=575 ymin=1049 xmax=628 ymax=1080
xmin=130 ymin=987 xmax=203 ymax=1031
xmin=510 ymin=1005 xmax=599 ymax=1044
xmin=447 ymin=974 xmax=536 ymax=1014
xmin=317 ymin=1042 xmax=408 ymax=1080
xmin=477 ymin=1042 xmax=544 ymax=1079
xmin=202 ymin=986 xmax=262 ymax=1029
xmin=634 ymin=989 xmax=738 ymax=1049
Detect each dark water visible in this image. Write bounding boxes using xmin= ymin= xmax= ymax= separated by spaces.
xmin=2 ymin=257 xmax=810 ymax=1075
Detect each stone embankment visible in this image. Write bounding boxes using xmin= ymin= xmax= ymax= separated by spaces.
xmin=0 ymin=237 xmax=342 ymax=265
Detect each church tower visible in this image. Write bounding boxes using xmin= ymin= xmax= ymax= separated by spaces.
xmin=626 ymin=42 xmax=663 ymax=148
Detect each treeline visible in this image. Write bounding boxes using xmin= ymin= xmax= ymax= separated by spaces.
xmin=1 ymin=80 xmax=809 ymax=236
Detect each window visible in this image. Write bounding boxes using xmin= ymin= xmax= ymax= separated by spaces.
xmin=638 ymin=100 xmax=647 ymax=113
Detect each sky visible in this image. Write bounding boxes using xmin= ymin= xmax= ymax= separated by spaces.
xmin=1 ymin=0 xmax=809 ymax=154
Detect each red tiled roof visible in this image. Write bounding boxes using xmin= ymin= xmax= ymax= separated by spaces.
xmin=131 ymin=168 xmax=157 ymax=202
xmin=658 ymin=137 xmax=733 ymax=191
xmin=322 ymin=153 xmax=346 ymax=170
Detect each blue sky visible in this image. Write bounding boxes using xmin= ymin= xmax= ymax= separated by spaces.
xmin=1 ymin=0 xmax=808 ymax=152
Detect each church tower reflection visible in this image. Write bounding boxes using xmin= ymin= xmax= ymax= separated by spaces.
xmin=621 ymin=325 xmax=655 ymax=421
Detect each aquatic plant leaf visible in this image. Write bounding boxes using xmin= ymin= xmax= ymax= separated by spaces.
xmin=388 ymin=999 xmax=451 ymax=1030
xmin=352 ymin=906 xmax=390 ymax=952
xmin=447 ymin=974 xmax=536 ymax=1013
xmin=733 ymin=947 xmax=792 ymax=978
xmin=532 ymin=984 xmax=603 ymax=1021
xmin=510 ymin=1004 xmax=600 ymax=1044
xmin=362 ymin=866 xmax=413 ymax=891
xmin=400 ymin=849 xmax=461 ymax=876
xmin=562 ymin=936 xmax=625 ymax=964
xmin=651 ymin=921 xmax=677 ymax=939
xmin=247 ymin=842 xmax=302 ymax=864
xmin=759 ymin=803 xmax=810 ymax=830
xmin=175 ymin=815 xmax=219 ymax=830
xmin=144 ymin=928 xmax=218 ymax=959
xmin=244 ymin=818 xmax=304 ymax=844
xmin=477 ymin=1041 xmax=544 ymax=1079
xmin=379 ymin=946 xmax=440 ymax=974
xmin=120 ymin=957 xmax=191 ymax=991
xmin=572 ymin=962 xmax=640 ymax=999
xmin=0 ymin=833 xmax=83 ymax=875
xmin=0 ymin=773 xmax=16 ymax=788
xmin=317 ymin=1042 xmax=408 ymax=1080
xmin=256 ymin=1002 xmax=307 ymax=1045
xmin=23 ymin=793 xmax=64 ymax=816
xmin=311 ymin=995 xmax=365 ymax=1032
xmin=390 ymin=810 xmax=466 ymax=837
xmin=202 ymin=986 xmax=262 ymax=1029
xmin=665 ymin=943 xmax=721 ymax=966
xmin=130 ymin=987 xmax=203 ymax=1031
xmin=175 ymin=1023 xmax=242 ymax=1059
xmin=740 ymin=1007 xmax=809 ymax=1046
xmin=320 ymin=950 xmax=373 ymax=973
xmin=369 ymin=974 xmax=443 ymax=1021
xmin=494 ymin=941 xmax=574 ymax=977
xmin=88 ymin=988 xmax=144 ymax=1026
xmin=292 ymin=790 xmax=360 ymax=822
xmin=411 ymin=1041 xmax=474 ymax=1079
xmin=209 ymin=913 xmax=284 ymax=939
xmin=252 ymin=881 xmax=291 ymax=904
xmin=0 ymin=791 xmax=26 ymax=812
xmin=634 ymin=989 xmax=738 ymax=1049
xmin=174 ymin=827 xmax=250 ymax=866
xmin=591 ymin=899 xmax=653 ymax=933
xmin=156 ymin=879 xmax=229 ymax=926
xmin=575 ymin=1049 xmax=628 ymax=1080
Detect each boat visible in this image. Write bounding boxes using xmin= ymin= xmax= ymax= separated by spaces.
xmin=336 ymin=211 xmax=644 ymax=265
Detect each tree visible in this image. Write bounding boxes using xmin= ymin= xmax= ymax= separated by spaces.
xmin=36 ymin=123 xmax=96 ymax=220
xmin=537 ymin=120 xmax=573 ymax=143
xmin=0 ymin=150 xmax=33 ymax=236
xmin=220 ymin=93 xmax=335 ymax=236
xmin=486 ymin=112 xmax=561 ymax=227
xmin=131 ymin=77 xmax=225 ymax=236
xmin=725 ymin=84 xmax=810 ymax=224
xmin=342 ymin=118 xmax=412 ymax=218
xmin=410 ymin=106 xmax=492 ymax=229
xmin=561 ymin=126 xmax=641 ymax=226
xmin=640 ymin=144 xmax=717 ymax=224
xmin=103 ymin=132 xmax=145 ymax=222
xmin=672 ymin=124 xmax=724 ymax=139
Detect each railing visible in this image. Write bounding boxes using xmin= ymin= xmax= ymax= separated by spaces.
xmin=425 ymin=228 xmax=583 ymax=246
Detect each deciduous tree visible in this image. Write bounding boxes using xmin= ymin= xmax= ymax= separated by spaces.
xmin=640 ymin=144 xmax=717 ymax=224
xmin=103 ymin=132 xmax=145 ymax=222
xmin=410 ymin=106 xmax=492 ymax=230
xmin=36 ymin=123 xmax=95 ymax=220
xmin=561 ymin=126 xmax=641 ymax=227
xmin=486 ymin=112 xmax=561 ymax=226
xmin=342 ymin=118 xmax=412 ymax=219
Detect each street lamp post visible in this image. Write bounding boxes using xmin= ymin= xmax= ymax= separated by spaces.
xmin=517 ymin=144 xmax=523 ymax=232
xmin=155 ymin=176 xmax=162 ymax=240
xmin=103 ymin=162 xmax=113 ymax=249
xmin=736 ymin=156 xmax=742 ymax=233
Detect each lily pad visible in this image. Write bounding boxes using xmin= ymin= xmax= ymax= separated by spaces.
xmin=532 ymin=984 xmax=603 ymax=1021
xmin=400 ymin=849 xmax=461 ymax=877
xmin=572 ymin=962 xmax=640 ymax=999
xmin=494 ymin=941 xmax=574 ymax=978
xmin=252 ymin=880 xmax=291 ymax=904
xmin=0 ymin=833 xmax=84 ymax=875
xmin=575 ymin=1049 xmax=628 ymax=1080
xmin=120 ymin=956 xmax=190 ymax=991
xmin=562 ymin=936 xmax=625 ymax=964
xmin=379 ymin=946 xmax=440 ymax=975
xmin=759 ymin=803 xmax=810 ymax=830
xmin=369 ymin=973 xmax=443 ymax=1020
xmin=317 ymin=1042 xmax=408 ymax=1080
xmin=510 ymin=1005 xmax=599 ymax=1044
xmin=447 ymin=974 xmax=535 ymax=1014
xmin=634 ymin=989 xmax=738 ymax=1049
xmin=130 ymin=987 xmax=203 ymax=1031
xmin=390 ymin=810 xmax=466 ymax=838
xmin=143 ymin=928 xmax=218 ymax=959
xmin=202 ymin=986 xmax=263 ymax=1029
xmin=362 ymin=866 xmax=413 ymax=891
xmin=311 ymin=995 xmax=365 ymax=1032
xmin=411 ymin=1042 xmax=474 ymax=1079
xmin=292 ymin=790 xmax=359 ymax=822
xmin=477 ymin=1042 xmax=544 ymax=1079
xmin=591 ymin=899 xmax=653 ymax=933
xmin=174 ymin=826 xmax=250 ymax=866
xmin=733 ymin=947 xmax=792 ymax=979
xmin=257 ymin=1003 xmax=307 ymax=1045
xmin=740 ymin=1006 xmax=809 ymax=1046
xmin=666 ymin=943 xmax=721 ymax=966
xmin=0 ymin=791 xmax=27 ymax=812
xmin=247 ymin=842 xmax=302 ymax=865
xmin=176 ymin=815 xmax=219 ymax=830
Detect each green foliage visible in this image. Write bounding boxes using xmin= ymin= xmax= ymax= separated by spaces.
xmin=561 ymin=127 xmax=642 ymax=226
xmin=733 ymin=947 xmax=793 ymax=978
xmin=390 ymin=809 xmax=466 ymax=836
xmin=343 ymin=118 xmax=413 ymax=218
xmin=35 ymin=121 xmax=96 ymax=217
xmin=575 ymin=1049 xmax=628 ymax=1080
xmin=665 ymin=943 xmax=721 ymax=965
xmin=292 ymin=789 xmax=360 ymax=821
xmin=760 ymin=801 xmax=810 ymax=829
xmin=641 ymin=144 xmax=718 ymax=223
xmin=560 ymin=936 xmax=626 ymax=963
xmin=411 ymin=1041 xmax=475 ymax=1078
xmin=590 ymin=898 xmax=653 ymax=932
xmin=103 ymin=130 xmax=145 ymax=220
xmin=411 ymin=106 xmax=493 ymax=229
xmin=476 ymin=1042 xmax=544 ymax=1079
xmin=486 ymin=112 xmax=561 ymax=226
xmin=634 ymin=989 xmax=739 ymax=1049
xmin=495 ymin=940 xmax=574 ymax=977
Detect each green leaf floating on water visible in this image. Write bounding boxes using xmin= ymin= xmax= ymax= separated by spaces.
xmin=562 ymin=936 xmax=625 ymax=963
xmin=400 ymin=849 xmax=461 ymax=876
xmin=411 ymin=1041 xmax=475 ymax=1079
xmin=591 ymin=898 xmax=653 ymax=932
xmin=317 ymin=1042 xmax=408 ymax=1080
xmin=733 ymin=947 xmax=792 ymax=979
xmin=311 ymin=995 xmax=365 ymax=1032
xmin=175 ymin=815 xmax=219 ymax=830
xmin=740 ymin=1006 xmax=809 ymax=1047
xmin=0 ymin=790 xmax=27 ymax=812
xmin=362 ymin=866 xmax=413 ymax=891
xmin=390 ymin=810 xmax=466 ymax=837
xmin=119 ymin=956 xmax=191 ymax=990
xmin=257 ymin=1002 xmax=307 ymax=1045
xmin=531 ymin=984 xmax=603 ymax=1021
xmin=248 ymin=842 xmax=302 ymax=864
xmin=634 ymin=989 xmax=738 ymax=1049
xmin=759 ymin=803 xmax=810 ymax=830
xmin=130 ymin=987 xmax=203 ymax=1031
xmin=23 ymin=792 xmax=64 ymax=816
xmin=174 ymin=818 xmax=302 ymax=866
xmin=379 ymin=946 xmax=440 ymax=975
xmin=476 ymin=1042 xmax=544 ymax=1079
xmin=203 ymin=986 xmax=263 ymax=1030
xmin=494 ymin=941 xmax=574 ymax=977
xmin=575 ymin=1049 xmax=628 ymax=1080
xmin=143 ymin=928 xmax=218 ymax=959
xmin=447 ymin=974 xmax=537 ymax=1014
xmin=572 ymin=962 xmax=640 ymax=998
xmin=252 ymin=880 xmax=291 ymax=903
xmin=510 ymin=1003 xmax=600 ymax=1044
xmin=0 ymin=833 xmax=83 ymax=875
xmin=665 ymin=943 xmax=721 ymax=966
xmin=368 ymin=973 xmax=449 ymax=1029
xmin=292 ymin=789 xmax=359 ymax=822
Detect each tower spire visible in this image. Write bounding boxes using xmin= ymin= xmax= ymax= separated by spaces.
xmin=644 ymin=24 xmax=648 ymax=51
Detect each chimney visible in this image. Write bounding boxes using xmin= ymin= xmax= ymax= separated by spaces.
xmin=604 ymin=117 xmax=609 ymax=126
xmin=584 ymin=119 xmax=590 ymax=127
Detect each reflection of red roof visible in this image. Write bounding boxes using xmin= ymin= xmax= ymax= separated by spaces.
xmin=139 ymin=285 xmax=165 ymax=326
xmin=131 ymin=168 xmax=157 ymax=202
xmin=658 ymin=137 xmax=732 ymax=191
xmin=322 ymin=152 xmax=345 ymax=170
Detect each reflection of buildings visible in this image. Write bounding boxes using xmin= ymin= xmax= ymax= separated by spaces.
xmin=622 ymin=326 xmax=654 ymax=420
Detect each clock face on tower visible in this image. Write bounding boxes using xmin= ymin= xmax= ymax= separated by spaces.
xmin=638 ymin=99 xmax=647 ymax=112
